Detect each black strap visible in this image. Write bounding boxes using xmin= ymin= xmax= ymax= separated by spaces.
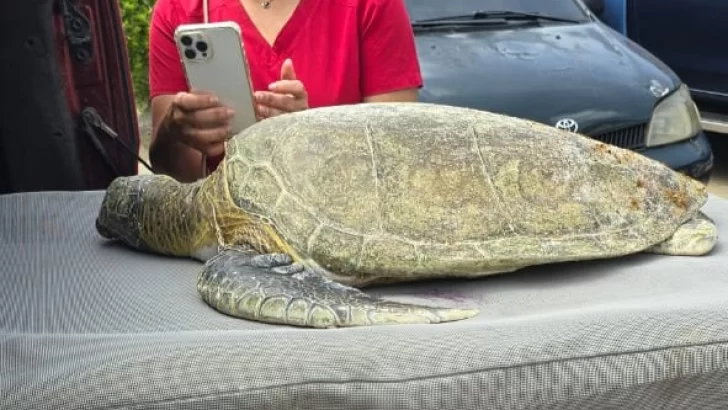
xmin=80 ymin=107 xmax=155 ymax=177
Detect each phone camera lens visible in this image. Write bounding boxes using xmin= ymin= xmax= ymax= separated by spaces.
xmin=184 ymin=49 xmax=197 ymax=59
xmin=195 ymin=41 xmax=208 ymax=52
xmin=180 ymin=35 xmax=193 ymax=46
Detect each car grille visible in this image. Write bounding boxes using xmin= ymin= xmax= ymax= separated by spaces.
xmin=590 ymin=124 xmax=647 ymax=150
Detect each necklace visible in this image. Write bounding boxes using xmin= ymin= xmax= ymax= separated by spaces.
xmin=261 ymin=0 xmax=272 ymax=8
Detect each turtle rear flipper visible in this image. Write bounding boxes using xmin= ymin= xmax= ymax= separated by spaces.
xmin=646 ymin=211 xmax=719 ymax=256
xmin=197 ymin=248 xmax=479 ymax=328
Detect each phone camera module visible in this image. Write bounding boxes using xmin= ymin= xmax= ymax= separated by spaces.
xmin=180 ymin=35 xmax=193 ymax=46
xmin=184 ymin=49 xmax=197 ymax=59
xmin=195 ymin=41 xmax=208 ymax=52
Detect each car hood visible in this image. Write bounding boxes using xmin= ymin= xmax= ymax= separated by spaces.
xmin=415 ymin=21 xmax=680 ymax=134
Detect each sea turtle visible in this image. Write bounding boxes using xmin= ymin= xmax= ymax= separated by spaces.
xmin=96 ymin=102 xmax=718 ymax=329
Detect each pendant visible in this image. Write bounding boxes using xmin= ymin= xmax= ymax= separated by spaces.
xmin=261 ymin=0 xmax=271 ymax=8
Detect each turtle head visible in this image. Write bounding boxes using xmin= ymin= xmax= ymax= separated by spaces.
xmin=96 ymin=175 xmax=155 ymax=251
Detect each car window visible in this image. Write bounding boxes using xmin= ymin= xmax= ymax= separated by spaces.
xmin=404 ymin=0 xmax=589 ymax=22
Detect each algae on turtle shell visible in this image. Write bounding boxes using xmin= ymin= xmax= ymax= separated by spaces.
xmin=96 ymin=102 xmax=718 ymax=328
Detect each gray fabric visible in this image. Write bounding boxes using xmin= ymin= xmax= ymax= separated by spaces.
xmin=1 ymin=191 xmax=727 ymax=410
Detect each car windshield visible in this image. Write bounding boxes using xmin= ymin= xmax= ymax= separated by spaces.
xmin=404 ymin=0 xmax=589 ymax=23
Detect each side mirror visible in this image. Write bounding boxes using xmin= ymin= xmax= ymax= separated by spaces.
xmin=582 ymin=0 xmax=605 ymax=16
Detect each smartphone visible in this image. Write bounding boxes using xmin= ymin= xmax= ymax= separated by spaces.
xmin=174 ymin=22 xmax=257 ymax=136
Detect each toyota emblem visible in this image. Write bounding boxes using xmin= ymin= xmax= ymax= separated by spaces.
xmin=649 ymin=80 xmax=669 ymax=98
xmin=555 ymin=118 xmax=579 ymax=132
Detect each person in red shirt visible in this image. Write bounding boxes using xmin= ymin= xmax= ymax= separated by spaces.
xmin=147 ymin=0 xmax=423 ymax=182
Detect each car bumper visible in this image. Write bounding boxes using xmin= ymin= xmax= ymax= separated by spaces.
xmin=637 ymin=131 xmax=714 ymax=184
xmin=701 ymin=111 xmax=728 ymax=135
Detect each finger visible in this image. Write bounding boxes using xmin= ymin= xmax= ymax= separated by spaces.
xmin=172 ymin=91 xmax=220 ymax=112
xmin=256 ymin=104 xmax=284 ymax=119
xmin=180 ymin=126 xmax=231 ymax=151
xmin=255 ymin=91 xmax=301 ymax=113
xmin=256 ymin=100 xmax=288 ymax=118
xmin=268 ymin=80 xmax=307 ymax=99
xmin=185 ymin=106 xmax=235 ymax=129
xmin=280 ymin=58 xmax=296 ymax=81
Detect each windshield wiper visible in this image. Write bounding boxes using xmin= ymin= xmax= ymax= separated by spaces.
xmin=411 ymin=10 xmax=581 ymax=26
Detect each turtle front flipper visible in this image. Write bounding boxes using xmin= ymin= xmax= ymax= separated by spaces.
xmin=197 ymin=248 xmax=480 ymax=328
xmin=646 ymin=211 xmax=719 ymax=256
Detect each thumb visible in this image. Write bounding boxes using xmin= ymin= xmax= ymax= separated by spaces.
xmin=280 ymin=58 xmax=297 ymax=81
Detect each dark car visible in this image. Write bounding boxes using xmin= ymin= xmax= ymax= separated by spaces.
xmin=405 ymin=0 xmax=714 ymax=183
xmin=596 ymin=0 xmax=728 ymax=136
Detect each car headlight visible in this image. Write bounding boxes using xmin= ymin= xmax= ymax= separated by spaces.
xmin=645 ymin=84 xmax=702 ymax=147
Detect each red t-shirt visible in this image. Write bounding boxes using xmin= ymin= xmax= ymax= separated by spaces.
xmin=148 ymin=0 xmax=423 ymax=172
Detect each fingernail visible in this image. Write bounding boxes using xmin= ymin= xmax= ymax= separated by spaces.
xmin=226 ymin=108 xmax=235 ymax=117
xmin=268 ymin=83 xmax=277 ymax=91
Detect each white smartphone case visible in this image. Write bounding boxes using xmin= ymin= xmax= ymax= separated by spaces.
xmin=173 ymin=22 xmax=257 ymax=136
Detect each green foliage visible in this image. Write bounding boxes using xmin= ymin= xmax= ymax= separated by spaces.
xmin=120 ymin=0 xmax=156 ymax=108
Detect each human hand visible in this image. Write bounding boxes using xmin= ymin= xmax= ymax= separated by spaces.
xmin=254 ymin=58 xmax=309 ymax=119
xmin=163 ymin=88 xmax=234 ymax=157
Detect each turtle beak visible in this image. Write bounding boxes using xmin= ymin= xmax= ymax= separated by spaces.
xmin=96 ymin=175 xmax=153 ymax=250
